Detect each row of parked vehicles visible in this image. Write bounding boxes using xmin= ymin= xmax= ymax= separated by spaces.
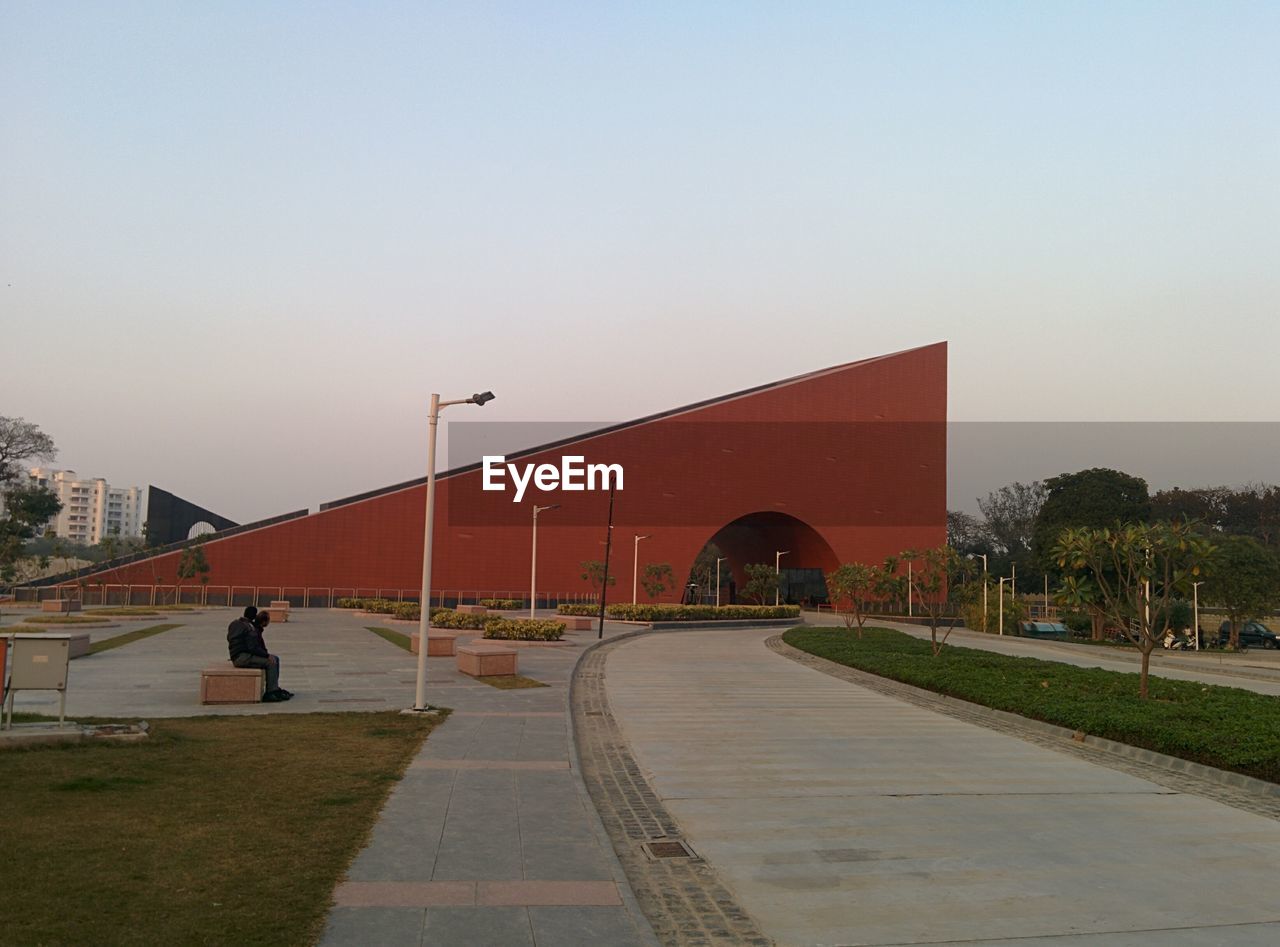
xmin=1014 ymin=620 xmax=1280 ymax=651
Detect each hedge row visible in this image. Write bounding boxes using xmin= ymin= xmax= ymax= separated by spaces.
xmin=429 ymin=610 xmax=490 ymax=630
xmin=478 ymin=598 xmax=524 ymax=609
xmin=482 ymin=618 xmax=565 ymax=641
xmin=556 ymin=603 xmax=800 ymax=621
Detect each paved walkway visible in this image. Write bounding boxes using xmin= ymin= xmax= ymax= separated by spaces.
xmin=603 ymin=627 xmax=1280 ymax=946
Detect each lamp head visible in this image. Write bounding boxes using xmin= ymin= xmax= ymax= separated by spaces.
xmin=469 ymin=391 xmax=495 ymax=406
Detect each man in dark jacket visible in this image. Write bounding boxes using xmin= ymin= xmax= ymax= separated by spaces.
xmin=227 ymin=606 xmax=290 ymax=702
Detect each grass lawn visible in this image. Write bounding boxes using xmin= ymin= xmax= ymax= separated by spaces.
xmin=0 ymin=710 xmax=445 ymax=946
xmin=476 ymin=675 xmax=549 ymax=689
xmin=88 ymin=623 xmax=184 ymax=654
xmin=783 ymin=626 xmax=1280 ymax=785
xmin=366 ymin=625 xmax=411 ymax=651
xmin=27 ymin=614 xmax=112 ymax=625
xmin=84 ymin=607 xmax=162 ymax=617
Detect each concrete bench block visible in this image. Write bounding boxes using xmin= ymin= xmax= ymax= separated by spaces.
xmin=410 ymin=631 xmax=459 ymax=657
xmin=67 ymin=633 xmax=91 ymax=659
xmin=201 ymin=664 xmax=264 ymax=704
xmin=267 ymin=601 xmax=291 ymax=622
xmin=42 ymin=599 xmax=82 ymax=613
xmin=456 ymin=644 xmax=518 ymax=677
xmin=455 ymin=604 xmax=488 ymax=615
xmin=556 ymin=616 xmax=593 ymax=631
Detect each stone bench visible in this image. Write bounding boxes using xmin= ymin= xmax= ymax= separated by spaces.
xmin=42 ymin=599 xmax=82 ymax=613
xmin=556 ymin=615 xmax=593 ymax=631
xmin=455 ymin=604 xmax=488 ymax=615
xmin=267 ymin=601 xmax=291 ymax=622
xmin=200 ymin=664 xmax=264 ymax=704
xmin=66 ymin=632 xmax=91 ymax=659
xmin=456 ymin=644 xmax=518 ymax=678
xmin=410 ymin=630 xmax=459 ymax=657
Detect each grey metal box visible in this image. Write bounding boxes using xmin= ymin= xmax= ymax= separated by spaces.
xmin=10 ymin=635 xmax=69 ymax=690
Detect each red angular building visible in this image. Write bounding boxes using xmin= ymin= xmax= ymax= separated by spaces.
xmin=77 ymin=342 xmax=946 ymax=605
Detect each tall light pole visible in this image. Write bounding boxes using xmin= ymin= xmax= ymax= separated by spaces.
xmin=412 ymin=391 xmax=495 ymax=713
xmin=632 ymin=534 xmax=651 ymax=604
xmin=715 ymin=556 xmax=728 ymax=608
xmin=907 ymin=561 xmax=913 ymax=617
xmin=775 ymin=550 xmax=789 ymax=606
xmin=969 ymin=554 xmax=988 ymax=633
xmin=998 ymin=576 xmax=1007 ymax=636
xmin=530 ymin=503 xmax=560 ymax=618
xmin=1192 ymin=580 xmax=1204 ymax=651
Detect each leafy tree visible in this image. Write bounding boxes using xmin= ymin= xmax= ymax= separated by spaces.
xmin=1201 ymin=535 xmax=1280 ymax=649
xmin=686 ymin=542 xmax=728 ymax=599
xmin=978 ymin=481 xmax=1045 ymax=558
xmin=640 ymin=562 xmax=674 ymax=601
xmin=946 ymin=511 xmax=993 ymax=558
xmin=875 ymin=556 xmax=909 ymax=614
xmin=1053 ymin=522 xmax=1214 ymax=698
xmin=0 ymin=417 xmax=61 ymax=583
xmin=176 ymin=539 xmax=211 ymax=600
xmin=826 ymin=562 xmax=882 ymax=638
xmin=1055 ymin=574 xmax=1108 ymax=641
xmin=1032 ymin=468 xmax=1151 ymax=571
xmin=899 ymin=546 xmax=976 ymax=655
xmin=580 ymin=560 xmax=616 ymax=596
xmin=742 ymin=562 xmax=779 ymax=605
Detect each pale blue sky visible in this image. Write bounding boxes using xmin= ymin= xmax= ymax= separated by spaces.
xmin=2 ymin=2 xmax=1277 ymax=521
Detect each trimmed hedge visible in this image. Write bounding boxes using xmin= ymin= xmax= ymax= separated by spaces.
xmin=478 ymin=598 xmax=524 ymax=610
xmin=482 ymin=618 xmax=565 ymax=641
xmin=556 ymin=603 xmax=799 ymax=620
xmin=783 ymin=625 xmax=1280 ymax=786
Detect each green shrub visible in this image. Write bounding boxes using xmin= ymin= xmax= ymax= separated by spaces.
xmin=478 ymin=598 xmax=524 ymax=610
xmin=428 ymin=609 xmax=489 ymax=630
xmin=556 ymin=604 xmax=598 ymax=616
xmin=482 ymin=618 xmax=565 ymax=641
xmin=603 ymin=603 xmax=801 ymax=621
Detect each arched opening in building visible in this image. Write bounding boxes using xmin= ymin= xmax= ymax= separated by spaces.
xmin=687 ymin=511 xmax=839 ymax=605
xmin=187 ymin=521 xmax=216 ymax=540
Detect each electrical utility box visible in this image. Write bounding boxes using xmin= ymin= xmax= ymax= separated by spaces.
xmin=3 ymin=634 xmax=71 ymax=729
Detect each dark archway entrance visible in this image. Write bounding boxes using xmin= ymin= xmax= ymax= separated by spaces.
xmin=690 ymin=511 xmax=839 ymax=605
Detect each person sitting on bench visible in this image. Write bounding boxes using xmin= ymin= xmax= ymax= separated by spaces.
xmin=227 ymin=606 xmax=292 ymax=702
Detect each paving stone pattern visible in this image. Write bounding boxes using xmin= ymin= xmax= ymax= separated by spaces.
xmin=572 ymin=639 xmax=773 ymax=947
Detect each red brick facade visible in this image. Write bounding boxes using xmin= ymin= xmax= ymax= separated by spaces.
xmin=92 ymin=343 xmax=947 ymax=600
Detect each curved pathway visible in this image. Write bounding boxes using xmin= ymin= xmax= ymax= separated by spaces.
xmin=602 ymin=627 xmax=1280 ymax=946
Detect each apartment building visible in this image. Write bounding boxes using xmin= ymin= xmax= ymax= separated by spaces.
xmin=26 ymin=467 xmax=147 ymax=544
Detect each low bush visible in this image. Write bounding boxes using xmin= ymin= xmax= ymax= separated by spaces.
xmin=429 ymin=609 xmax=489 ymax=631
xmin=604 ymin=603 xmax=801 ymax=622
xmin=478 ymin=598 xmax=524 ymax=610
xmin=482 ymin=618 xmax=565 ymax=641
xmin=556 ymin=604 xmax=598 ymax=616
xmin=783 ymin=625 xmax=1280 ymax=785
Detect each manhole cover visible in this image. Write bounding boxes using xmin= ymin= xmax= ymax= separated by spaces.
xmin=643 ymin=840 xmax=694 ymax=859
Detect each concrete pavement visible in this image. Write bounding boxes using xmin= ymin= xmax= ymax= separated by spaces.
xmin=603 ymin=626 xmax=1280 ymax=946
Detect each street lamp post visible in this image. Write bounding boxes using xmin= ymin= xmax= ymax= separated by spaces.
xmin=907 ymin=561 xmax=913 ymax=617
xmin=530 ymin=503 xmax=560 ymax=619
xmin=969 ymin=554 xmax=988 ymax=633
xmin=715 ymin=556 xmax=727 ymax=608
xmin=632 ymin=534 xmax=651 ymax=604
xmin=998 ymin=576 xmax=1007 ymax=636
xmin=775 ymin=550 xmax=789 ymax=606
xmin=412 ymin=391 xmax=495 ymax=713
xmin=1192 ymin=580 xmax=1204 ymax=651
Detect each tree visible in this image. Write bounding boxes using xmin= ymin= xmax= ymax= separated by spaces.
xmin=176 ymin=539 xmax=211 ymax=601
xmin=900 ymin=546 xmax=976 ymax=655
xmin=1032 ymin=468 xmax=1151 ymax=571
xmin=686 ymin=543 xmax=728 ymax=600
xmin=1053 ymin=522 xmax=1214 ymax=698
xmin=1055 ymin=573 xmax=1107 ymax=641
xmin=640 ymin=562 xmax=674 ymax=601
xmin=978 ymin=481 xmax=1045 ymax=558
xmin=946 ymin=511 xmax=993 ymax=558
xmin=1201 ymin=535 xmax=1280 ymax=649
xmin=0 ymin=417 xmax=61 ymax=583
xmin=742 ymin=563 xmax=779 ymax=605
xmin=826 ymin=562 xmax=882 ymax=637
xmin=580 ymin=560 xmax=616 ymax=596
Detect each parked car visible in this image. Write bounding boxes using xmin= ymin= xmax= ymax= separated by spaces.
xmin=1217 ymin=620 xmax=1280 ymax=649
xmin=1018 ymin=621 xmax=1071 ymax=641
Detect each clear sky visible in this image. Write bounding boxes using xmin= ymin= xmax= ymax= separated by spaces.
xmin=2 ymin=2 xmax=1277 ymax=522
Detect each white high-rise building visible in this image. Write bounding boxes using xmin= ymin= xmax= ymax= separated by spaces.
xmin=25 ymin=468 xmax=147 ymax=544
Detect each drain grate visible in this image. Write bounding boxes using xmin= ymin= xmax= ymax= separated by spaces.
xmin=643 ymin=839 xmax=695 ymax=859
